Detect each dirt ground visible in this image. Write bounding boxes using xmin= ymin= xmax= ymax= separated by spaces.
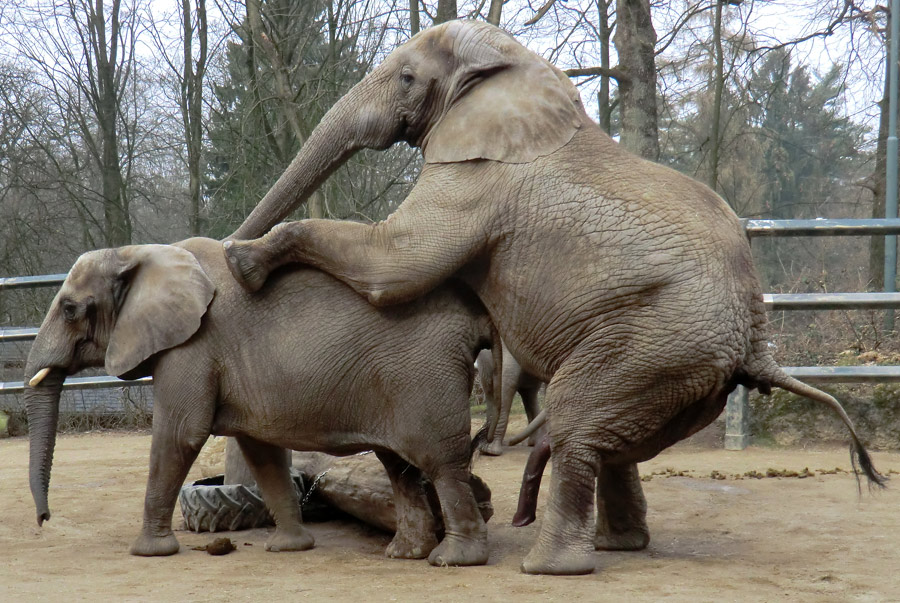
xmin=2 ymin=420 xmax=899 ymax=602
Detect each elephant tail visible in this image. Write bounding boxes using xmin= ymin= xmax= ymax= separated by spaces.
xmin=759 ymin=367 xmax=886 ymax=490
xmin=470 ymin=423 xmax=489 ymax=466
xmin=470 ymin=304 xmax=502 ymax=444
xmin=742 ymin=290 xmax=885 ymax=489
xmin=485 ymin=320 xmax=503 ymax=444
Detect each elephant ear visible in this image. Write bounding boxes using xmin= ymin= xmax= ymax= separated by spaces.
xmin=105 ymin=244 xmax=215 ymax=378
xmin=424 ymin=21 xmax=583 ymax=165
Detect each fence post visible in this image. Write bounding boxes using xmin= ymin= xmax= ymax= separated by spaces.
xmin=885 ymin=0 xmax=900 ymax=331
xmin=724 ymin=385 xmax=750 ymax=450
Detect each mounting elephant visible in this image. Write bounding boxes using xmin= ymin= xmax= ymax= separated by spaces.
xmin=24 ymin=237 xmax=500 ymax=566
xmin=474 ymin=344 xmax=543 ymax=456
xmin=222 ymin=20 xmax=884 ymax=574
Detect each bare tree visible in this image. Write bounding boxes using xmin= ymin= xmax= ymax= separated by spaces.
xmin=246 ymin=0 xmax=326 ymax=218
xmin=411 ymin=0 xmax=421 ymax=34
xmin=435 ymin=0 xmax=458 ymax=23
xmin=614 ymin=0 xmax=660 ymax=160
xmin=596 ymin=0 xmax=613 ymax=132
xmin=7 ymin=0 xmax=141 ymax=247
xmin=487 ymin=0 xmax=504 ymax=25
xmin=182 ymin=0 xmax=209 ymax=235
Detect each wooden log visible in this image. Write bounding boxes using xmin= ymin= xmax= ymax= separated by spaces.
xmin=292 ymin=451 xmax=494 ymax=533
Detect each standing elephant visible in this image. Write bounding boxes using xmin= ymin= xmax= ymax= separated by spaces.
xmin=475 ymin=345 xmax=543 ymax=456
xmin=24 ymin=237 xmax=500 ymax=566
xmin=222 ymin=20 xmax=883 ymax=574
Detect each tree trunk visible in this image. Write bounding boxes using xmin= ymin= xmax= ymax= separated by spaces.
xmin=870 ymin=33 xmax=892 ymax=291
xmin=708 ymin=0 xmax=724 ymax=191
xmin=410 ymin=0 xmax=420 ymax=35
xmin=597 ymin=0 xmax=612 ymax=133
xmin=183 ymin=0 xmax=207 ymax=236
xmin=614 ymin=0 xmax=660 ymax=161
xmin=94 ymin=0 xmax=131 ymax=246
xmin=181 ymin=0 xmax=208 ymax=236
xmin=487 ymin=0 xmax=503 ymax=25
xmin=246 ymin=0 xmax=325 ymax=220
xmin=435 ymin=0 xmax=457 ymax=24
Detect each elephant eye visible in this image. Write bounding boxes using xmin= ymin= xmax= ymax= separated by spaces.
xmin=399 ymin=72 xmax=414 ymax=89
xmin=61 ymin=300 xmax=78 ymax=323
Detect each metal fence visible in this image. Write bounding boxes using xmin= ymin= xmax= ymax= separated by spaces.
xmin=724 ymin=218 xmax=900 ymax=449
xmin=0 ymin=274 xmax=151 ymax=409
xmin=3 ymin=218 xmax=900 ymax=447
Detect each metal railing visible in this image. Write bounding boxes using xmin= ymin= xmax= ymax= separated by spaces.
xmin=0 ymin=272 xmax=153 ymax=398
xmin=724 ymin=218 xmax=900 ymax=449
xmin=0 ymin=274 xmax=67 ymax=290
xmin=0 ymin=375 xmax=151 ymax=395
xmin=2 ymin=218 xmax=900 ymax=448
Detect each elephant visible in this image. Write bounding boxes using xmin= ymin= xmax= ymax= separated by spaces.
xmin=474 ymin=344 xmax=543 ymax=456
xmin=220 ymin=20 xmax=884 ymax=574
xmin=474 ymin=345 xmax=647 ymax=550
xmin=24 ymin=236 xmax=501 ymax=567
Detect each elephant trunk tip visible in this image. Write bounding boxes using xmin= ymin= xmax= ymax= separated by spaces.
xmin=37 ymin=509 xmax=50 ymax=526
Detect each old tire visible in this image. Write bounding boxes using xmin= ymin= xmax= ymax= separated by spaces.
xmin=179 ymin=471 xmax=332 ymax=533
xmin=179 ymin=477 xmax=273 ymax=532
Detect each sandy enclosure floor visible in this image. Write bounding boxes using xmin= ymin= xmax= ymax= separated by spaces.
xmin=2 ymin=421 xmax=899 ymax=602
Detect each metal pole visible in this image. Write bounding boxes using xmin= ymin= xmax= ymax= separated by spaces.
xmin=885 ymin=0 xmax=900 ymax=331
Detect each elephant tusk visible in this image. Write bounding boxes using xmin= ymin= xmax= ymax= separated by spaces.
xmin=29 ymin=367 xmax=51 ymax=387
xmin=508 ymin=409 xmax=548 ymax=446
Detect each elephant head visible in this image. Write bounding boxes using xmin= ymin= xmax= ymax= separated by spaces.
xmin=231 ymin=19 xmax=586 ymax=240
xmin=24 ymin=244 xmax=214 ymax=525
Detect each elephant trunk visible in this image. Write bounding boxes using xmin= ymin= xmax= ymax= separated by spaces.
xmin=24 ymin=367 xmax=65 ymax=526
xmin=231 ymin=70 xmax=396 ymax=241
xmin=24 ymin=321 xmax=71 ymax=526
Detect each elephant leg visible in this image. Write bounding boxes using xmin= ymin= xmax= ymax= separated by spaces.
xmin=425 ymin=463 xmax=489 ymax=567
xmin=476 ymin=356 xmax=504 ymax=457
xmin=225 ymin=181 xmax=486 ymax=307
xmin=131 ymin=394 xmax=211 ymax=556
xmin=483 ymin=385 xmax=515 ymax=457
xmin=521 ymin=367 xmax=602 ymax=575
xmin=375 ymin=451 xmax=439 ymax=560
xmin=520 ymin=442 xmax=598 ymax=574
xmin=594 ymin=462 xmax=649 ymax=551
xmin=235 ymin=435 xmax=315 ymax=552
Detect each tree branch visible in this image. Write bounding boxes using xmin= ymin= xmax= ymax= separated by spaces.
xmin=564 ymin=66 xmax=628 ymax=82
xmin=525 ymin=0 xmax=557 ymax=26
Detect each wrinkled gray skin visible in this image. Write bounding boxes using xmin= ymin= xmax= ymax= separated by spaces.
xmin=24 ymin=237 xmax=500 ymax=567
xmin=475 ymin=345 xmax=543 ymax=456
xmin=475 ymin=346 xmax=647 ymax=553
xmin=222 ymin=20 xmax=883 ymax=574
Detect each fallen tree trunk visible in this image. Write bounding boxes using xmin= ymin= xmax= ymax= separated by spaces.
xmin=182 ymin=439 xmax=492 ymax=534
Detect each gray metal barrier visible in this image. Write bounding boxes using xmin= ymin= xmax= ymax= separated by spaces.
xmin=3 ymin=218 xmax=900 ymax=448
xmin=724 ymin=218 xmax=900 ymax=449
xmin=0 ymin=272 xmax=153 ymax=404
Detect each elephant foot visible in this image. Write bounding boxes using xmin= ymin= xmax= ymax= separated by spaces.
xmin=265 ymin=525 xmax=315 ymax=552
xmin=223 ymin=240 xmax=269 ymax=292
xmin=427 ymin=534 xmax=488 ymax=567
xmin=385 ymin=530 xmax=438 ymax=560
xmin=479 ymin=438 xmax=504 ymax=457
xmin=594 ymin=527 xmax=649 ymax=551
xmin=130 ymin=532 xmax=180 ymax=556
xmin=521 ymin=541 xmax=595 ymax=575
